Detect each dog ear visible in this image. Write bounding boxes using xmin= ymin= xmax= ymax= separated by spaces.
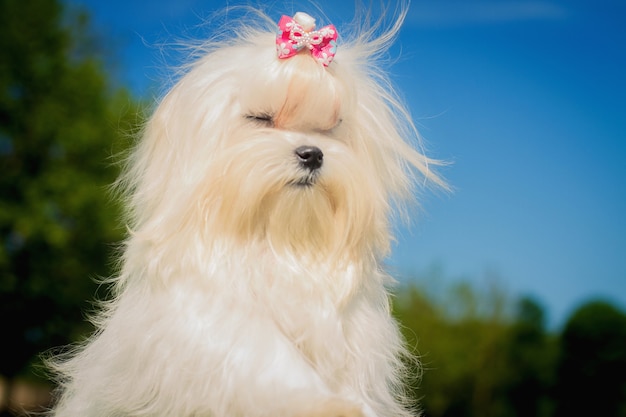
xmin=116 ymin=53 xmax=244 ymax=229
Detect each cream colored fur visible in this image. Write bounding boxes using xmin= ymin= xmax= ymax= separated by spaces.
xmin=48 ymin=7 xmax=444 ymax=417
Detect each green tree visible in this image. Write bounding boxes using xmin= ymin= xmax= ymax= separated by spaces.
xmin=500 ymin=297 xmax=557 ymax=417
xmin=394 ymin=281 xmax=513 ymax=417
xmin=0 ymin=0 xmax=139 ymax=384
xmin=554 ymin=300 xmax=626 ymax=417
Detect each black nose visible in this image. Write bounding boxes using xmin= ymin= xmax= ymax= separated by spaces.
xmin=295 ymin=146 xmax=323 ymax=171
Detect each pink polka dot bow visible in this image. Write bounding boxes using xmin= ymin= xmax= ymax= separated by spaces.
xmin=276 ymin=12 xmax=338 ymax=67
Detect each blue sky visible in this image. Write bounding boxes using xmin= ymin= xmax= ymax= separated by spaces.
xmin=65 ymin=0 xmax=626 ymax=328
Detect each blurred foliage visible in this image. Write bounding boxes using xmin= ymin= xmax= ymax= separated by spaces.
xmin=553 ymin=300 xmax=626 ymax=417
xmin=394 ymin=281 xmax=626 ymax=417
xmin=1 ymin=2 xmax=626 ymax=417
xmin=0 ymin=0 xmax=141 ymax=380
xmin=394 ymin=276 xmax=626 ymax=417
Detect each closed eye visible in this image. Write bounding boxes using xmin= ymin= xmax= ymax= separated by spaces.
xmin=318 ymin=118 xmax=343 ymax=135
xmin=245 ymin=113 xmax=274 ymax=126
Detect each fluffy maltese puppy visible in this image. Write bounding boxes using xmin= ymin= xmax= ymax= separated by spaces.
xmin=49 ymin=8 xmax=444 ymax=417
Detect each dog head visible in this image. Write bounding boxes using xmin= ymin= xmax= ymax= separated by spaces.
xmin=120 ymin=10 xmax=445 ymax=268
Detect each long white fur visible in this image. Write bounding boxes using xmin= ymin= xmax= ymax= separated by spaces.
xmin=48 ymin=6 xmax=445 ymax=417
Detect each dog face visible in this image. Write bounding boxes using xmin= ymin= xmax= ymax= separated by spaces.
xmin=199 ymin=49 xmax=394 ymax=262
xmin=122 ymin=28 xmax=441 ymax=269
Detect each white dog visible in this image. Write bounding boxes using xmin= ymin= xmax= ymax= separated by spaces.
xmin=49 ymin=8 xmax=444 ymax=417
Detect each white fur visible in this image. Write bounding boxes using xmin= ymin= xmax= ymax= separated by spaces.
xmin=49 ymin=8 xmax=444 ymax=417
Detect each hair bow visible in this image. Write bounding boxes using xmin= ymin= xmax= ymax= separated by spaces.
xmin=276 ymin=12 xmax=338 ymax=67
